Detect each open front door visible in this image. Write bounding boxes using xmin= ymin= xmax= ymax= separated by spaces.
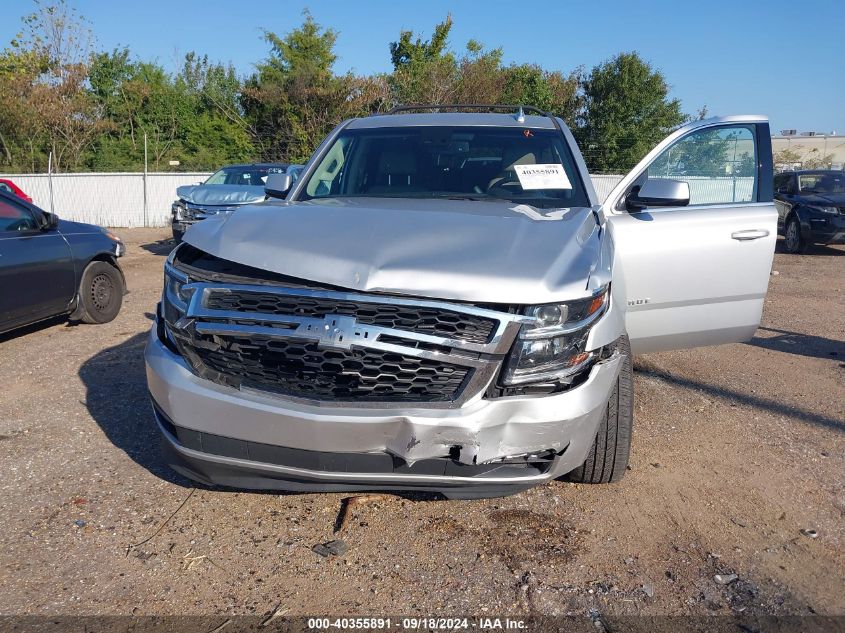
xmin=604 ymin=116 xmax=777 ymax=354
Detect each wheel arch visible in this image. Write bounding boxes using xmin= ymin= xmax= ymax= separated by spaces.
xmin=69 ymin=254 xmax=126 ymax=320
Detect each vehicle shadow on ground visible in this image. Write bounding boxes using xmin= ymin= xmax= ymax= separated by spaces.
xmin=746 ymin=326 xmax=845 ymax=361
xmin=140 ymin=239 xmax=176 ymax=256
xmin=774 ymin=238 xmax=845 ymax=256
xmin=78 ymin=330 xmax=193 ymax=488
xmin=0 ymin=315 xmax=71 ymax=343
xmin=635 ymin=361 xmax=844 ymax=434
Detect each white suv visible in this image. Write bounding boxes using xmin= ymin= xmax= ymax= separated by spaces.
xmin=146 ymin=106 xmax=776 ymax=498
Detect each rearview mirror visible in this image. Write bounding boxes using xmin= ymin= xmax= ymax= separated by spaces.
xmin=626 ymin=178 xmax=690 ymax=212
xmin=265 ymin=172 xmax=293 ymax=199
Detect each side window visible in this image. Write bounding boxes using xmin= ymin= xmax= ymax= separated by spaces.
xmin=0 ymin=198 xmax=38 ymax=232
xmin=773 ymin=174 xmax=787 ymax=193
xmin=645 ymin=125 xmax=758 ymax=206
xmin=306 ymin=136 xmax=352 ymax=198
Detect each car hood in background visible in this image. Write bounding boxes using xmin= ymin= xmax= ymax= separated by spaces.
xmin=183 ymin=197 xmax=605 ymax=304
xmin=176 ymin=184 xmax=267 ymax=206
xmin=57 ymin=218 xmax=107 ymax=234
xmin=793 ymin=192 xmax=845 ymax=207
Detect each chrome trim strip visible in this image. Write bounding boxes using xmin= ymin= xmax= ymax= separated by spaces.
xmin=192 ymin=321 xmax=489 ymax=369
xmin=184 ymin=282 xmax=528 ymax=355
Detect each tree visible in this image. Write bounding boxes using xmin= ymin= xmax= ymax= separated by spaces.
xmin=388 ymin=16 xmax=458 ymax=105
xmin=89 ymin=49 xmax=256 ymax=170
xmin=0 ymin=47 xmax=49 ymax=170
xmin=242 ymin=11 xmax=376 ymax=163
xmin=577 ymin=52 xmax=685 ymax=173
xmin=389 ymin=15 xmax=453 ymax=69
xmin=11 ymin=0 xmax=105 ymax=171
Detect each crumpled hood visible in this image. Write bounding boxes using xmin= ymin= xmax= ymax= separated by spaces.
xmin=176 ymin=184 xmax=266 ymax=206
xmin=184 ymin=197 xmax=604 ymax=304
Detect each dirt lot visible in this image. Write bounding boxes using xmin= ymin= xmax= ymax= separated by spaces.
xmin=0 ymin=228 xmax=843 ymax=621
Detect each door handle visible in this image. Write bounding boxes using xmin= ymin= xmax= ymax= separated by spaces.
xmin=731 ymin=229 xmax=769 ymax=241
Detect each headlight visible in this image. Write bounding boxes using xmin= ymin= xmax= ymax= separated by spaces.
xmin=101 ymin=228 xmax=125 ymax=256
xmin=172 ymin=201 xmax=186 ymax=220
xmin=808 ymin=205 xmax=838 ymax=215
xmin=502 ymin=287 xmax=608 ymax=386
xmin=163 ymin=251 xmax=195 ymax=324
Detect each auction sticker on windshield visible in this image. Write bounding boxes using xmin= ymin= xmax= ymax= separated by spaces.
xmin=513 ymin=164 xmax=572 ymax=190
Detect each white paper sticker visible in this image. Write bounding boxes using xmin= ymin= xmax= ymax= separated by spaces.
xmin=513 ymin=164 xmax=572 ymax=190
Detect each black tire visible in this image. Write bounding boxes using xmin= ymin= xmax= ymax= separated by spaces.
xmin=77 ymin=261 xmax=124 ymax=324
xmin=566 ymin=335 xmax=633 ymax=484
xmin=783 ymin=215 xmax=807 ymax=254
xmin=172 ymin=227 xmax=184 ymax=243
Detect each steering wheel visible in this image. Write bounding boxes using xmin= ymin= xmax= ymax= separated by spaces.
xmin=486 ymin=170 xmax=524 ymax=196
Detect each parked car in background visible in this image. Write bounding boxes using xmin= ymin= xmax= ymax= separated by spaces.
xmin=170 ymin=163 xmax=290 ymax=242
xmin=0 ymin=178 xmax=33 ymax=204
xmin=0 ymin=189 xmax=125 ymax=335
xmin=774 ymin=169 xmax=845 ymax=253
xmin=147 ymin=106 xmax=776 ymax=499
xmin=286 ymin=165 xmax=305 ymax=182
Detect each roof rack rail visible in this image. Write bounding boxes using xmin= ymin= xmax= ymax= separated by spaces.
xmin=385 ymin=103 xmax=547 ymax=115
xmin=382 ymin=103 xmax=562 ymax=132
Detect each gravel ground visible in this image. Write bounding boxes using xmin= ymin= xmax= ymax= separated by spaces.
xmin=0 ymin=228 xmax=842 ymax=619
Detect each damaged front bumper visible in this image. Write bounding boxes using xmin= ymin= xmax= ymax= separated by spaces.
xmin=145 ymin=326 xmax=622 ymax=498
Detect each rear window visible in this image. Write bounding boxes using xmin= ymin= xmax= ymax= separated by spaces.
xmin=299 ymin=126 xmax=588 ymax=208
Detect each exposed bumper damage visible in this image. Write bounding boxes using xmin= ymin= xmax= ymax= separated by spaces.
xmin=145 ymin=325 xmax=622 ymax=496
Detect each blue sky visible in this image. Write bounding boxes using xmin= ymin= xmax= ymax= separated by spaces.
xmin=3 ymin=0 xmax=843 ymax=134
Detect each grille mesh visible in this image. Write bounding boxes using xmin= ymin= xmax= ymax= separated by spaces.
xmin=205 ymin=290 xmax=496 ymax=344
xmin=189 ymin=334 xmax=471 ymax=402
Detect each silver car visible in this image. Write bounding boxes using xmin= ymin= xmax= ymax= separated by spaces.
xmin=146 ymin=106 xmax=776 ymax=498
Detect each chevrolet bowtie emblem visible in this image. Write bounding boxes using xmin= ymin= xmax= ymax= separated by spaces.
xmin=310 ymin=315 xmax=368 ymax=350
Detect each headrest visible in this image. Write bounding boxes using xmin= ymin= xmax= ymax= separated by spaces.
xmin=502 ymin=147 xmax=538 ymax=169
xmin=378 ymin=150 xmax=418 ymax=175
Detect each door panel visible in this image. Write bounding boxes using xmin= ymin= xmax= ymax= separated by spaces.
xmin=604 ymin=117 xmax=777 ymax=354
xmin=0 ymin=199 xmax=75 ymax=328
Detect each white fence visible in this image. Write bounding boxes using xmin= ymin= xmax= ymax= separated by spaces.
xmin=3 ymin=171 xmax=626 ymax=227
xmin=0 ymin=172 xmax=212 ymax=228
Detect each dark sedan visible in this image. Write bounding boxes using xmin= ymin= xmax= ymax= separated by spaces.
xmin=774 ymin=170 xmax=845 ymax=253
xmin=0 ymin=190 xmax=126 ymax=336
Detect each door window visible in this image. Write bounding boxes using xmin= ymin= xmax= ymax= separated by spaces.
xmin=0 ymin=198 xmax=38 ymax=232
xmin=645 ymin=125 xmax=758 ymax=206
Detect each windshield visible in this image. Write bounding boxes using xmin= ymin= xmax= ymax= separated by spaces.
xmin=205 ymin=166 xmax=284 ymax=187
xmin=299 ymin=126 xmax=589 ymax=208
xmin=798 ymin=172 xmax=845 ymax=194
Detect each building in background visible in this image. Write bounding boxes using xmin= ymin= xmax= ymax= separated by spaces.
xmin=771 ymin=131 xmax=845 ymax=171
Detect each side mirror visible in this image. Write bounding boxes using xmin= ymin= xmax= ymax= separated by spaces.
xmin=265 ymin=172 xmax=292 ymax=199
xmin=626 ymin=178 xmax=690 ymax=212
xmin=42 ymin=211 xmax=60 ymax=230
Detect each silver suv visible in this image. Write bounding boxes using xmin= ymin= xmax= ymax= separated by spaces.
xmin=145 ymin=106 xmax=776 ymax=499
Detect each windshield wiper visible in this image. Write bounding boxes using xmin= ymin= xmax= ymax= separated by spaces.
xmin=433 ymin=193 xmax=511 ymax=202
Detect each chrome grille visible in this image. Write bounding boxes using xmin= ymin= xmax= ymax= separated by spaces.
xmin=205 ymin=289 xmax=497 ymax=344
xmin=168 ymin=282 xmax=527 ymax=407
